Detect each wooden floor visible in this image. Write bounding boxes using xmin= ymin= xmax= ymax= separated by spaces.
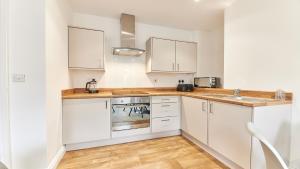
xmin=58 ymin=136 xmax=229 ymax=169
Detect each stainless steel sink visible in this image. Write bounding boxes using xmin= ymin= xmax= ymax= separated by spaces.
xmin=223 ymin=96 xmax=273 ymax=102
xmin=203 ymin=94 xmax=273 ymax=102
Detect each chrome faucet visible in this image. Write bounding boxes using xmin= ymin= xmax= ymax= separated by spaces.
xmin=233 ymin=89 xmax=241 ymax=97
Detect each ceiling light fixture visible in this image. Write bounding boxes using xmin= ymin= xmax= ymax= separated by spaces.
xmin=194 ymin=0 xmax=200 ymax=2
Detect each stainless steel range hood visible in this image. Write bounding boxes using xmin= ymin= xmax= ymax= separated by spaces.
xmin=112 ymin=13 xmax=145 ymax=56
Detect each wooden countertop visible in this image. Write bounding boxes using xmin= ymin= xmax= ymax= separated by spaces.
xmin=62 ymin=88 xmax=292 ymax=107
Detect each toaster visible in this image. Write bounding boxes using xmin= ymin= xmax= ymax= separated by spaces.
xmin=194 ymin=77 xmax=220 ymax=88
xmin=177 ymin=84 xmax=194 ymax=92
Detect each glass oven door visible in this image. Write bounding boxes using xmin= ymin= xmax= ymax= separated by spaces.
xmin=111 ymin=97 xmax=150 ymax=131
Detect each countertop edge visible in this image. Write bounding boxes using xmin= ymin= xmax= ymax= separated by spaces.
xmin=62 ymin=89 xmax=292 ymax=107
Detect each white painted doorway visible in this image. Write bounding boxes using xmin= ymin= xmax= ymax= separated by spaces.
xmin=0 ymin=0 xmax=11 ymax=167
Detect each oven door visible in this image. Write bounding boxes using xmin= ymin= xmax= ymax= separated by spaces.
xmin=111 ymin=101 xmax=150 ymax=132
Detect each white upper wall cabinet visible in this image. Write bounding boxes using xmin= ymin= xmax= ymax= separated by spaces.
xmin=68 ymin=27 xmax=105 ymax=70
xmin=146 ymin=38 xmax=175 ymax=72
xmin=146 ymin=37 xmax=197 ymax=73
xmin=176 ymin=41 xmax=197 ymax=72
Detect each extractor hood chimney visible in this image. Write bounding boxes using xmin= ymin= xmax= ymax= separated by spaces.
xmin=112 ymin=13 xmax=145 ymax=56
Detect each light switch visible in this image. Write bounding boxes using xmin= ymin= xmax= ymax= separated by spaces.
xmin=12 ymin=74 xmax=26 ymax=82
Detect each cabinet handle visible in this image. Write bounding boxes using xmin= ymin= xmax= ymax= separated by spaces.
xmin=161 ymin=104 xmax=171 ymax=107
xmin=209 ymin=103 xmax=213 ymax=114
xmin=177 ymin=64 xmax=179 ymax=71
xmin=106 ymin=100 xmax=108 ymax=109
xmin=172 ymin=63 xmax=175 ymax=71
xmin=161 ymin=119 xmax=170 ymax=122
xmin=202 ymin=102 xmax=206 ymax=112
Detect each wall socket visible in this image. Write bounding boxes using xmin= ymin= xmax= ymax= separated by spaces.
xmin=12 ymin=74 xmax=26 ymax=82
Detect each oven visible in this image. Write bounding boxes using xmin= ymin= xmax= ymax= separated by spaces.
xmin=111 ymin=97 xmax=150 ymax=131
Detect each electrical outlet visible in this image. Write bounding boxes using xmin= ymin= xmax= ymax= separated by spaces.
xmin=12 ymin=74 xmax=26 ymax=82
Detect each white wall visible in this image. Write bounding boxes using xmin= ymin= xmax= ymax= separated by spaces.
xmin=45 ymin=0 xmax=71 ymax=166
xmin=69 ymin=13 xmax=199 ymax=88
xmin=8 ymin=0 xmax=47 ymax=168
xmin=197 ymin=26 xmax=224 ymax=86
xmin=224 ymin=0 xmax=300 ymax=166
xmin=0 ymin=0 xmax=11 ymax=167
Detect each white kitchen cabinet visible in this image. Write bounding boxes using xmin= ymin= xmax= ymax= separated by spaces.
xmin=152 ymin=103 xmax=180 ymax=118
xmin=151 ymin=96 xmax=181 ymax=133
xmin=152 ymin=116 xmax=180 ymax=133
xmin=152 ymin=96 xmax=179 ymax=104
xmin=68 ymin=26 xmax=105 ymax=70
xmin=208 ymin=101 xmax=252 ymax=169
xmin=63 ymin=98 xmax=110 ymax=144
xmin=175 ymin=41 xmax=197 ymax=73
xmin=206 ymin=101 xmax=292 ymax=169
xmin=181 ymin=96 xmax=208 ymax=144
xmin=146 ymin=38 xmax=175 ymax=72
xmin=146 ymin=37 xmax=197 ymax=73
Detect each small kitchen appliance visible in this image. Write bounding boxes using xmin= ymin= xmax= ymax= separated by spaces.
xmin=85 ymin=79 xmax=99 ymax=93
xmin=177 ymin=84 xmax=194 ymax=92
xmin=194 ymin=77 xmax=220 ymax=88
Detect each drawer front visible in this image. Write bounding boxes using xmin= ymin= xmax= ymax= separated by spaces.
xmin=152 ymin=117 xmax=180 ymax=133
xmin=152 ymin=96 xmax=179 ymax=104
xmin=152 ymin=103 xmax=179 ymax=118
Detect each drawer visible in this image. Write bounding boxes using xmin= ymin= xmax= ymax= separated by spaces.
xmin=152 ymin=103 xmax=179 ymax=118
xmin=152 ymin=96 xmax=179 ymax=104
xmin=152 ymin=116 xmax=180 ymax=133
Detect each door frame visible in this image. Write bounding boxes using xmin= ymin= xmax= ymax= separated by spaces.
xmin=0 ymin=0 xmax=11 ymax=167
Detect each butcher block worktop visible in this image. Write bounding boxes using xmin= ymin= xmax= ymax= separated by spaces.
xmin=62 ymin=88 xmax=292 ymax=107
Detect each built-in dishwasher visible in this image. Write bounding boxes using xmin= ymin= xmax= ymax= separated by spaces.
xmin=111 ymin=97 xmax=150 ymax=131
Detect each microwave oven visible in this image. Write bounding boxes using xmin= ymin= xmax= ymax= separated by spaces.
xmin=194 ymin=77 xmax=220 ymax=88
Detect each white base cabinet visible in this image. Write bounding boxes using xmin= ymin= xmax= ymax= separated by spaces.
xmin=62 ymin=95 xmax=291 ymax=169
xmin=63 ymin=98 xmax=110 ymax=144
xmin=152 ymin=116 xmax=180 ymax=133
xmin=181 ymin=97 xmax=291 ymax=169
xmin=151 ymin=96 xmax=181 ymax=133
xmin=208 ymin=101 xmax=252 ymax=169
xmin=181 ymin=96 xmax=208 ymax=144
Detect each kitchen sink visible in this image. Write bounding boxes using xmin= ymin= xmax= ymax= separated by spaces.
xmin=203 ymin=94 xmax=273 ymax=102
xmin=223 ymin=96 xmax=273 ymax=102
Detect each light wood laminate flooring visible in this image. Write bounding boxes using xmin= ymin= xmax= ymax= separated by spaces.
xmin=58 ymin=136 xmax=229 ymax=169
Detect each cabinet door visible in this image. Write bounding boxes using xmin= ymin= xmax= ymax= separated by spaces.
xmin=151 ymin=38 xmax=176 ymax=71
xmin=175 ymin=41 xmax=197 ymax=73
xmin=208 ymin=101 xmax=252 ymax=169
xmin=63 ymin=98 xmax=110 ymax=144
xmin=181 ymin=97 xmax=208 ymax=144
xmin=69 ymin=27 xmax=104 ymax=69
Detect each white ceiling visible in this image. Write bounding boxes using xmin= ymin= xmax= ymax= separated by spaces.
xmin=68 ymin=0 xmax=234 ymax=30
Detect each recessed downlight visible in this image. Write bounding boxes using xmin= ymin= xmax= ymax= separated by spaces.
xmin=194 ymin=0 xmax=200 ymax=2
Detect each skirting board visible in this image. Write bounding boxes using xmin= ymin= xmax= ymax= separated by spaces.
xmin=46 ymin=146 xmax=65 ymax=169
xmin=66 ymin=130 xmax=181 ymax=151
xmin=182 ymin=131 xmax=243 ymax=169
